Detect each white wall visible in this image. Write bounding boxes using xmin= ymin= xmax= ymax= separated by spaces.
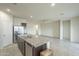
xmin=0 ymin=14 xmax=2 ymax=47
xmin=0 ymin=11 xmax=13 ymax=48
xmin=13 ymin=17 xmax=27 ymax=26
xmin=40 ymin=23 xmax=53 ymax=37
xmin=13 ymin=17 xmax=41 ymax=35
xmin=53 ymin=21 xmax=60 ymax=37
xmin=60 ymin=20 xmax=70 ymax=40
xmin=26 ymin=23 xmax=36 ymax=35
xmin=13 ymin=17 xmax=28 ymax=34
xmin=63 ymin=20 xmax=70 ymax=40
xmin=40 ymin=21 xmax=60 ymax=38
xmin=71 ymin=17 xmax=79 ymax=42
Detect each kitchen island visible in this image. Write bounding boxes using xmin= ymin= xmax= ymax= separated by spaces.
xmin=16 ymin=35 xmax=50 ymax=56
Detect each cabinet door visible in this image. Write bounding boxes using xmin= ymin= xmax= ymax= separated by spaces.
xmin=19 ymin=42 xmax=24 ymax=55
xmin=17 ymin=38 xmax=25 ymax=55
xmin=25 ymin=43 xmax=32 ymax=56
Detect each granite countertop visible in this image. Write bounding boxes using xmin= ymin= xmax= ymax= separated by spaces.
xmin=18 ymin=34 xmax=50 ymax=48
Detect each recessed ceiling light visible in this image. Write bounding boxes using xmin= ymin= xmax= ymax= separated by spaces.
xmin=51 ymin=3 xmax=55 ymax=6
xmin=6 ymin=8 xmax=10 ymax=12
xmin=30 ymin=16 xmax=33 ymax=18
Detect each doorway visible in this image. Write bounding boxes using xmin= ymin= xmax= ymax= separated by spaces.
xmin=63 ymin=20 xmax=71 ymax=41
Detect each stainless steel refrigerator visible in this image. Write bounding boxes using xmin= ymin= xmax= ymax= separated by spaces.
xmin=13 ymin=26 xmax=24 ymax=43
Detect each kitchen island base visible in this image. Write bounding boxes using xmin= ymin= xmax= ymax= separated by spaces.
xmin=17 ymin=36 xmax=47 ymax=56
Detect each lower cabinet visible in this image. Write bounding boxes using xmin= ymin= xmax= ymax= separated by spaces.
xmin=25 ymin=43 xmax=32 ymax=56
xmin=25 ymin=43 xmax=47 ymax=56
xmin=16 ymin=37 xmax=25 ymax=56
xmin=19 ymin=41 xmax=25 ymax=55
xmin=17 ymin=37 xmax=47 ymax=56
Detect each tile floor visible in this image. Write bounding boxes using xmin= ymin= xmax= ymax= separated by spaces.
xmin=50 ymin=38 xmax=79 ymax=56
xmin=0 ymin=37 xmax=79 ymax=56
xmin=0 ymin=44 xmax=22 ymax=56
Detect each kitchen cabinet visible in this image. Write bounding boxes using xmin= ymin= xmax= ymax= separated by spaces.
xmin=25 ymin=42 xmax=46 ymax=56
xmin=25 ymin=43 xmax=32 ymax=56
xmin=16 ymin=37 xmax=25 ymax=56
xmin=17 ymin=35 xmax=48 ymax=56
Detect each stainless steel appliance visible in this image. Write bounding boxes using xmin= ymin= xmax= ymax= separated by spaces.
xmin=13 ymin=26 xmax=24 ymax=43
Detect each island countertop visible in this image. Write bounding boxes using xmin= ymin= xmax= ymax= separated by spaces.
xmin=18 ymin=34 xmax=50 ymax=48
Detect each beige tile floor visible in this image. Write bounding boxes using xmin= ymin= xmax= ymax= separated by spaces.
xmin=0 ymin=37 xmax=79 ymax=56
xmin=0 ymin=44 xmax=22 ymax=56
xmin=50 ymin=38 xmax=79 ymax=56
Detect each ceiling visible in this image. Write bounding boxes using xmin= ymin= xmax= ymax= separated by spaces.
xmin=0 ymin=3 xmax=79 ymax=21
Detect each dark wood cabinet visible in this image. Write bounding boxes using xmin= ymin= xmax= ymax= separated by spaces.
xmin=16 ymin=37 xmax=25 ymax=56
xmin=25 ymin=43 xmax=46 ymax=56
xmin=16 ymin=37 xmax=47 ymax=56
xmin=32 ymin=44 xmax=47 ymax=56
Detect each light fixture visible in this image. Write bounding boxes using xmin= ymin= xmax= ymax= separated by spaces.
xmin=35 ymin=24 xmax=39 ymax=37
xmin=30 ymin=16 xmax=33 ymax=18
xmin=6 ymin=8 xmax=10 ymax=12
xmin=51 ymin=3 xmax=55 ymax=6
xmin=35 ymin=24 xmax=38 ymax=30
